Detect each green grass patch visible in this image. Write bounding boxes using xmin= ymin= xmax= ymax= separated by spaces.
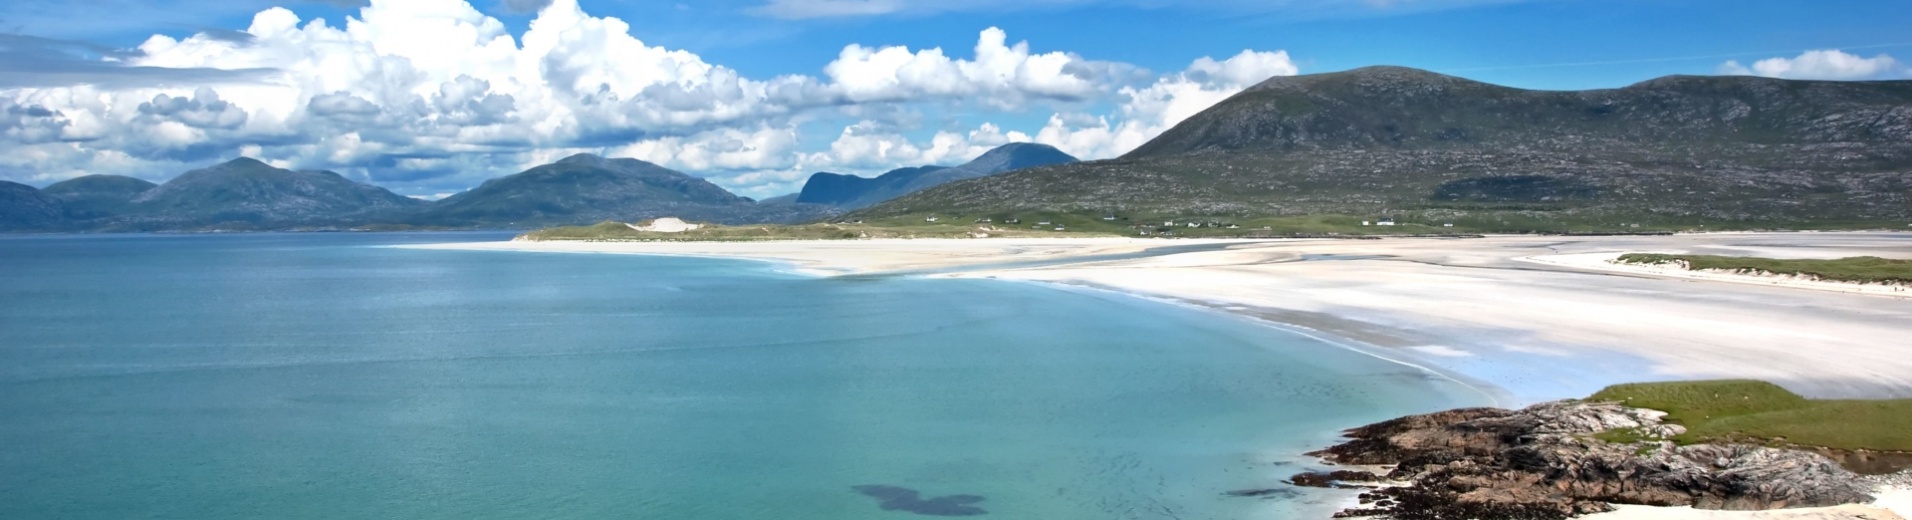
xmin=1615 ymin=253 xmax=1912 ymax=284
xmin=1590 ymin=380 xmax=1912 ymax=451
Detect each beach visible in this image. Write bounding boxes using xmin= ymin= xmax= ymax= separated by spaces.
xmin=411 ymin=232 xmax=1912 ymax=403
xmin=407 ymin=232 xmax=1912 ymax=518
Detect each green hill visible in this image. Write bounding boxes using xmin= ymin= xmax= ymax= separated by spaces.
xmin=852 ymin=67 xmax=1912 ymax=232
xmin=42 ymin=175 xmax=157 ymax=219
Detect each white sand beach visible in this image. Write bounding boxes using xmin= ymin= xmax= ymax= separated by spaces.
xmin=414 ymin=232 xmax=1912 ymax=403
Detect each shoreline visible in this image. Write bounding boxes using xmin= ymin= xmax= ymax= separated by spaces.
xmin=972 ymin=276 xmax=1519 ymax=407
xmin=404 ymin=233 xmax=1912 ymax=400
xmin=401 ymin=233 xmax=1912 ymax=518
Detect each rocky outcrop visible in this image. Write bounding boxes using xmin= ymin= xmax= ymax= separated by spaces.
xmin=1304 ymin=401 xmax=1875 ymax=520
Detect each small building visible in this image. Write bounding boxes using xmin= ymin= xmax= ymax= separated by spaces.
xmin=1377 ymin=218 xmax=1396 ymax=226
xmin=1054 ymin=226 xmax=1066 ymax=231
xmin=1163 ymin=221 xmax=1176 ymax=226
xmin=1005 ymin=218 xmax=1021 ymax=224
xmin=925 ymin=217 xmax=940 ymax=222
xmin=1187 ymin=222 xmax=1201 ymax=228
xmin=1442 ymin=222 xmax=1454 ymax=228
xmin=1138 ymin=230 xmax=1151 ymax=236
xmin=1102 ymin=215 xmax=1117 ymax=221
xmin=1361 ymin=220 xmax=1371 ymax=226
xmin=1226 ymin=224 xmax=1240 ymax=229
xmin=1037 ymin=220 xmax=1053 ymax=226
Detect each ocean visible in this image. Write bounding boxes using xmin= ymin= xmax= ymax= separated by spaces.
xmin=0 ymin=233 xmax=1478 ymax=519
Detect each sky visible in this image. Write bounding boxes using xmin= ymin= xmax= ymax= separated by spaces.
xmin=0 ymin=0 xmax=1907 ymax=199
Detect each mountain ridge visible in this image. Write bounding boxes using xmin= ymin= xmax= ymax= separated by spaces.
xmin=42 ymin=175 xmax=159 ymax=219
xmin=410 ymin=153 xmax=836 ymax=227
xmin=852 ymin=67 xmax=1912 ymax=228
xmin=794 ymin=143 xmax=1078 ymax=210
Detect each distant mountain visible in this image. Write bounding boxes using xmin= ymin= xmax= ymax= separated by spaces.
xmin=897 ymin=143 xmax=1079 ymax=194
xmin=412 ymin=153 xmax=835 ymax=227
xmin=42 ymin=175 xmax=157 ymax=219
xmin=754 ymin=193 xmax=801 ymax=205
xmin=108 ymin=158 xmax=423 ymax=229
xmin=0 ymin=181 xmax=65 ymax=231
xmin=795 ymin=143 xmax=1078 ymax=210
xmin=796 ymin=166 xmax=947 ymax=209
xmin=855 ymin=67 xmax=1912 ymax=228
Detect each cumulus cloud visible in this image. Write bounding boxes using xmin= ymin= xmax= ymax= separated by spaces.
xmin=1719 ymin=50 xmax=1909 ymax=81
xmin=1033 ymin=50 xmax=1298 ymax=159
xmin=824 ymin=27 xmax=1130 ymax=106
xmin=0 ymin=0 xmax=1296 ymax=196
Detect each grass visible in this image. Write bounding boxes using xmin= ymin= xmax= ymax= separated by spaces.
xmin=1589 ymin=380 xmax=1912 ymax=451
xmin=1615 ymin=254 xmax=1912 ymax=285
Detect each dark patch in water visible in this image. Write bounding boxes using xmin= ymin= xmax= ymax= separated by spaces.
xmin=852 ymin=485 xmax=988 ymax=516
xmin=1225 ymin=487 xmax=1304 ymax=500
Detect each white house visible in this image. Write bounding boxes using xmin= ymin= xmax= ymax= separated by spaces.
xmin=1378 ymin=218 xmax=1397 ymax=226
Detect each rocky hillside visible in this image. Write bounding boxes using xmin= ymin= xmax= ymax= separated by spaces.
xmin=412 ymin=153 xmax=836 ymax=227
xmin=1291 ymin=400 xmax=1878 ymax=519
xmin=0 ymin=181 xmax=65 ymax=231
xmin=41 ymin=175 xmax=157 ymax=219
xmin=796 ymin=143 xmax=1078 ymax=210
xmin=854 ymin=67 xmax=1912 ymax=229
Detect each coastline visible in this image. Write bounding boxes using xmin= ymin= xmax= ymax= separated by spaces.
xmin=402 ymin=232 xmax=1912 ymax=518
xmin=404 ymin=232 xmax=1912 ymax=400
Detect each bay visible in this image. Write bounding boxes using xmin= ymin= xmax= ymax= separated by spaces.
xmin=0 ymin=233 xmax=1478 ymax=519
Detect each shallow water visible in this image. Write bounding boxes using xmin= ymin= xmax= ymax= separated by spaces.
xmin=0 ymin=233 xmax=1479 ymax=519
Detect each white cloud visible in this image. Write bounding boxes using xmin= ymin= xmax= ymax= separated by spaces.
xmin=1718 ymin=50 xmax=1908 ymax=81
xmin=823 ymin=27 xmax=1135 ymax=107
xmin=0 ymin=0 xmax=1298 ymax=196
xmin=1034 ymin=50 xmax=1298 ymax=159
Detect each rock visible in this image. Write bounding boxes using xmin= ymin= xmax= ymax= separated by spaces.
xmin=1306 ymin=400 xmax=1875 ymax=519
xmin=1289 ymin=470 xmax=1383 ymax=489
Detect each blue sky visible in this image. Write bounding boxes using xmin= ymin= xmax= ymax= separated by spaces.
xmin=1 ymin=0 xmax=1907 ymax=198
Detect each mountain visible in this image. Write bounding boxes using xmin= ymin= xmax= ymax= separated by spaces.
xmin=854 ymin=67 xmax=1912 ymax=229
xmin=413 ymin=153 xmax=834 ymax=226
xmin=795 ymin=143 xmax=1078 ymax=210
xmin=42 ymin=175 xmax=157 ymax=219
xmin=111 ymin=158 xmax=422 ymax=229
xmin=0 ymin=181 xmax=65 ymax=231
xmin=796 ymin=166 xmax=947 ymax=209
xmin=755 ymin=193 xmax=801 ymax=205
xmin=897 ymin=143 xmax=1079 ymax=194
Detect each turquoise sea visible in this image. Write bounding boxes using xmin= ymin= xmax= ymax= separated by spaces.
xmin=0 ymin=233 xmax=1478 ymax=520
